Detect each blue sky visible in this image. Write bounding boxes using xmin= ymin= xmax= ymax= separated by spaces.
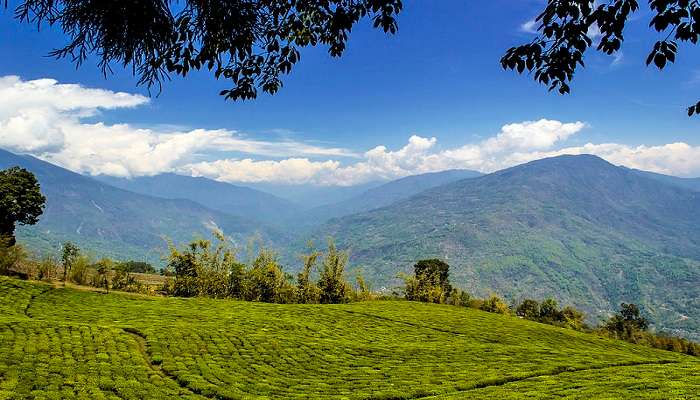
xmin=0 ymin=0 xmax=699 ymax=184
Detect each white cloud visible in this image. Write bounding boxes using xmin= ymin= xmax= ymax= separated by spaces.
xmin=183 ymin=120 xmax=589 ymax=185
xmin=520 ymin=19 xmax=538 ymax=33
xmin=2 ymin=76 xmax=699 ymax=186
xmin=0 ymin=76 xmax=355 ymax=177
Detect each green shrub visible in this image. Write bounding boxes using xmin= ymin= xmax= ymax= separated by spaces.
xmin=36 ymin=255 xmax=59 ymax=281
xmin=480 ymin=295 xmax=510 ymax=314
xmin=516 ymin=299 xmax=540 ymax=319
xmin=69 ymin=255 xmax=91 ymax=285
xmin=318 ymin=239 xmax=352 ymax=304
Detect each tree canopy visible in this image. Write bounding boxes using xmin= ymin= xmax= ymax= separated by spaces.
xmin=502 ymin=0 xmax=700 ymax=116
xmin=10 ymin=0 xmax=401 ymax=100
xmin=0 ymin=167 xmax=46 ymax=246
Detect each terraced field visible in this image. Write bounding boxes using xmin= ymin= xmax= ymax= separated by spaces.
xmin=0 ymin=277 xmax=698 ymax=399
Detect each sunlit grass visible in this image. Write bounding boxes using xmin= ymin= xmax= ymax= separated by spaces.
xmin=0 ymin=277 xmax=697 ymax=399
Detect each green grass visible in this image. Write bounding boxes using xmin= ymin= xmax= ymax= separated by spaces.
xmin=0 ymin=277 xmax=697 ymax=399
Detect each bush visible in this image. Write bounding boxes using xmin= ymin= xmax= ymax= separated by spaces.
xmin=516 ymin=299 xmax=540 ymax=319
xmin=0 ymin=239 xmax=27 ymax=276
xmin=36 ymin=255 xmax=59 ymax=281
xmin=116 ymin=261 xmax=155 ymax=274
xmin=68 ymin=255 xmax=91 ymax=285
xmin=480 ymin=295 xmax=510 ymax=314
xmin=112 ymin=266 xmax=138 ymax=292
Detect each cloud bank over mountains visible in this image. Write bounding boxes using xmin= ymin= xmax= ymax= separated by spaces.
xmin=1 ymin=76 xmax=699 ymax=185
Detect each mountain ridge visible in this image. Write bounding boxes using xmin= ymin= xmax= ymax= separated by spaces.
xmin=313 ymin=154 xmax=700 ymax=339
xmin=0 ymin=148 xmax=281 ymax=262
xmin=96 ymin=173 xmax=300 ymax=225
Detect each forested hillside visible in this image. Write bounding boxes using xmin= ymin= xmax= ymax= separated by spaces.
xmin=97 ymin=173 xmax=300 ymax=225
xmin=0 ymin=149 xmax=282 ymax=262
xmin=316 ymin=155 xmax=700 ymax=339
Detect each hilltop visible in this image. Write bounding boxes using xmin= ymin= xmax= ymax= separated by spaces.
xmin=1 ymin=277 xmax=697 ymax=399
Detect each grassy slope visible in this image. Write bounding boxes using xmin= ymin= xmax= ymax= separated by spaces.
xmin=0 ymin=277 xmax=697 ymax=399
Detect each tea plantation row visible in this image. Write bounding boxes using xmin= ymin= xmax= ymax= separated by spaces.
xmin=0 ymin=277 xmax=697 ymax=399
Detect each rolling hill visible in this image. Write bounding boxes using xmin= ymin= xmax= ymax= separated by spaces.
xmin=315 ymin=155 xmax=700 ymax=339
xmin=0 ymin=149 xmax=281 ymax=263
xmin=96 ymin=173 xmax=300 ymax=225
xmin=2 ymin=276 xmax=697 ymax=399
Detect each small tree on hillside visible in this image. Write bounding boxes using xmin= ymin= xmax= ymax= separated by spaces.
xmin=539 ymin=298 xmax=562 ymax=323
xmin=61 ymin=242 xmax=80 ymax=283
xmin=296 ymin=245 xmax=321 ymax=304
xmin=318 ymin=239 xmax=351 ymax=304
xmin=405 ymin=259 xmax=452 ymax=304
xmin=247 ymin=248 xmax=294 ymax=303
xmin=516 ymin=299 xmax=541 ymax=320
xmin=603 ymin=303 xmax=650 ymax=342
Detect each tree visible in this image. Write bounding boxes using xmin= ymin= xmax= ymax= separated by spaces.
xmin=503 ymin=0 xmax=700 ymax=116
xmin=9 ymin=0 xmax=401 ymax=101
xmin=560 ymin=305 xmax=586 ymax=331
xmin=603 ymin=303 xmax=650 ymax=341
xmin=296 ymin=245 xmax=321 ymax=304
xmin=539 ymin=298 xmax=562 ymax=323
xmin=516 ymin=299 xmax=541 ymax=320
xmin=0 ymin=167 xmax=46 ymax=246
xmin=404 ymin=259 xmax=453 ymax=304
xmin=247 ymin=248 xmax=294 ymax=303
xmin=318 ymin=239 xmax=351 ymax=304
xmin=61 ymin=242 xmax=80 ymax=282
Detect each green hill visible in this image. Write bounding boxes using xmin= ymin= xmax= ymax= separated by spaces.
xmin=1 ymin=277 xmax=697 ymax=399
xmin=0 ymin=149 xmax=282 ymax=263
xmin=315 ymin=155 xmax=700 ymax=340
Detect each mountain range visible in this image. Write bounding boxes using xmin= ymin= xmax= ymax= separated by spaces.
xmin=0 ymin=149 xmax=282 ymax=263
xmin=96 ymin=173 xmax=300 ymax=226
xmin=314 ymin=155 xmax=700 ymax=339
xmin=2 ymin=148 xmax=699 ymax=339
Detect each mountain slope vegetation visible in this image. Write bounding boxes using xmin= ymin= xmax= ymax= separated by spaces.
xmin=1 ymin=277 xmax=697 ymax=399
xmin=301 ymin=169 xmax=482 ymax=224
xmin=0 ymin=149 xmax=280 ymax=262
xmin=316 ymin=155 xmax=700 ymax=339
xmin=97 ymin=173 xmax=300 ymax=225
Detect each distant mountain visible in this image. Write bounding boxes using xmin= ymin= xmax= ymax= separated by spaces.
xmin=96 ymin=173 xmax=299 ymax=225
xmin=314 ymin=155 xmax=700 ymax=339
xmin=628 ymin=168 xmax=700 ymax=192
xmin=0 ymin=149 xmax=281 ymax=263
xmin=303 ymin=169 xmax=482 ymax=223
xmin=245 ymin=181 xmax=384 ymax=209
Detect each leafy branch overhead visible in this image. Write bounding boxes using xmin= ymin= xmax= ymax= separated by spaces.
xmin=12 ymin=0 xmax=402 ymax=100
xmin=501 ymin=0 xmax=700 ymax=116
